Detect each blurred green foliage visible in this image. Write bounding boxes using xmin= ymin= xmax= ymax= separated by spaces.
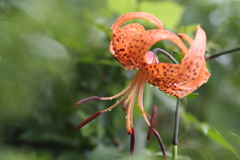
xmin=0 ymin=0 xmax=240 ymax=160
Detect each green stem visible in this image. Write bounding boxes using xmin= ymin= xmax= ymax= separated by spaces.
xmin=172 ymin=98 xmax=181 ymax=160
xmin=172 ymin=144 xmax=178 ymax=160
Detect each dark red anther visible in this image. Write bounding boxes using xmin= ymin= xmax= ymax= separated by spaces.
xmin=153 ymin=129 xmax=166 ymax=160
xmin=147 ymin=106 xmax=158 ymax=140
xmin=122 ymin=101 xmax=127 ymax=111
xmin=130 ymin=127 xmax=135 ymax=156
xmin=75 ymin=96 xmax=101 ymax=106
xmin=75 ymin=111 xmax=102 ymax=130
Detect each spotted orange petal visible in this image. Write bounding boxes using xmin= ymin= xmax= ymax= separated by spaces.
xmin=143 ymin=25 xmax=210 ymax=98
xmin=128 ymin=29 xmax=188 ymax=68
xmin=110 ymin=23 xmax=145 ymax=70
xmin=110 ymin=12 xmax=163 ymax=70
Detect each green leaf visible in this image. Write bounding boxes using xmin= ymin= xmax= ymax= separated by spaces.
xmin=199 ymin=123 xmax=237 ymax=156
xmin=182 ymin=112 xmax=200 ymax=124
xmin=186 ymin=92 xmax=199 ymax=98
xmin=139 ymin=1 xmax=184 ymax=29
xmin=154 ymin=151 xmax=191 ymax=160
xmin=182 ymin=113 xmax=238 ymax=157
xmin=177 ymin=24 xmax=199 ymax=36
xmin=85 ymin=145 xmax=120 ymax=160
xmin=229 ymin=132 xmax=240 ymax=146
xmin=96 ymin=24 xmax=112 ymax=38
xmin=107 ymin=0 xmax=137 ymax=15
xmin=21 ymin=33 xmax=69 ymax=60
xmin=173 ymin=51 xmax=184 ymax=62
xmin=98 ymin=59 xmax=120 ymax=67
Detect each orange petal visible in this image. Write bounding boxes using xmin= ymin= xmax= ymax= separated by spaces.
xmin=110 ymin=12 xmax=163 ymax=69
xmin=128 ymin=29 xmax=188 ymax=68
xmin=111 ymin=12 xmax=163 ymax=33
xmin=110 ymin=23 xmax=145 ymax=69
xmin=178 ymin=33 xmax=194 ymax=45
xmin=144 ymin=26 xmax=210 ymax=98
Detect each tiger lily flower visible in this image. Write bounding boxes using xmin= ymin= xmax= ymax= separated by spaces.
xmin=75 ymin=12 xmax=210 ymax=156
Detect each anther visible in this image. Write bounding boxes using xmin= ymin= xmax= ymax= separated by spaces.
xmin=147 ymin=106 xmax=158 ymax=140
xmin=130 ymin=127 xmax=135 ymax=156
xmin=75 ymin=112 xmax=102 ymax=130
xmin=75 ymin=96 xmax=101 ymax=106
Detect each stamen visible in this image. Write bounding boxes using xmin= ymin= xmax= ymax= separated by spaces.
xmin=101 ymin=91 xmax=129 ymax=113
xmin=100 ymin=81 xmax=133 ymax=100
xmin=147 ymin=106 xmax=158 ymax=140
xmin=75 ymin=96 xmax=100 ymax=106
xmin=153 ymin=129 xmax=166 ymax=160
xmin=122 ymin=100 xmax=127 ymax=111
xmin=100 ymin=66 xmax=144 ymax=114
xmin=75 ymin=111 xmax=102 ymax=130
xmin=76 ymin=79 xmax=135 ymax=106
xmin=137 ymin=73 xmax=151 ymax=125
xmin=130 ymin=127 xmax=135 ymax=156
xmin=126 ymin=91 xmax=137 ymax=134
xmin=125 ymin=69 xmax=144 ymax=134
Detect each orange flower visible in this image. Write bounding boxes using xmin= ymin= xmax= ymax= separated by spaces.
xmin=141 ymin=26 xmax=210 ymax=98
xmin=109 ymin=12 xmax=163 ymax=70
xmin=75 ymin=12 xmax=210 ymax=156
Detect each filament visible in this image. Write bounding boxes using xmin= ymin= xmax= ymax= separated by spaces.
xmin=100 ymin=81 xmax=134 ymax=100
xmin=137 ymin=71 xmax=151 ymax=126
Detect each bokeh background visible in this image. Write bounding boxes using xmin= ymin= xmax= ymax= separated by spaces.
xmin=0 ymin=0 xmax=240 ymax=160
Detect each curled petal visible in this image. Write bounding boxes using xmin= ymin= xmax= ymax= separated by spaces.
xmin=111 ymin=12 xmax=163 ymax=33
xmin=143 ymin=26 xmax=210 ymax=98
xmin=129 ymin=29 xmax=188 ymax=68
xmin=110 ymin=12 xmax=163 ymax=69
xmin=178 ymin=33 xmax=194 ymax=45
xmin=110 ymin=23 xmax=145 ymax=69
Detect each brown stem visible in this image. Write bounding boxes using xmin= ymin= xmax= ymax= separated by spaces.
xmin=206 ymin=46 xmax=240 ymax=61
